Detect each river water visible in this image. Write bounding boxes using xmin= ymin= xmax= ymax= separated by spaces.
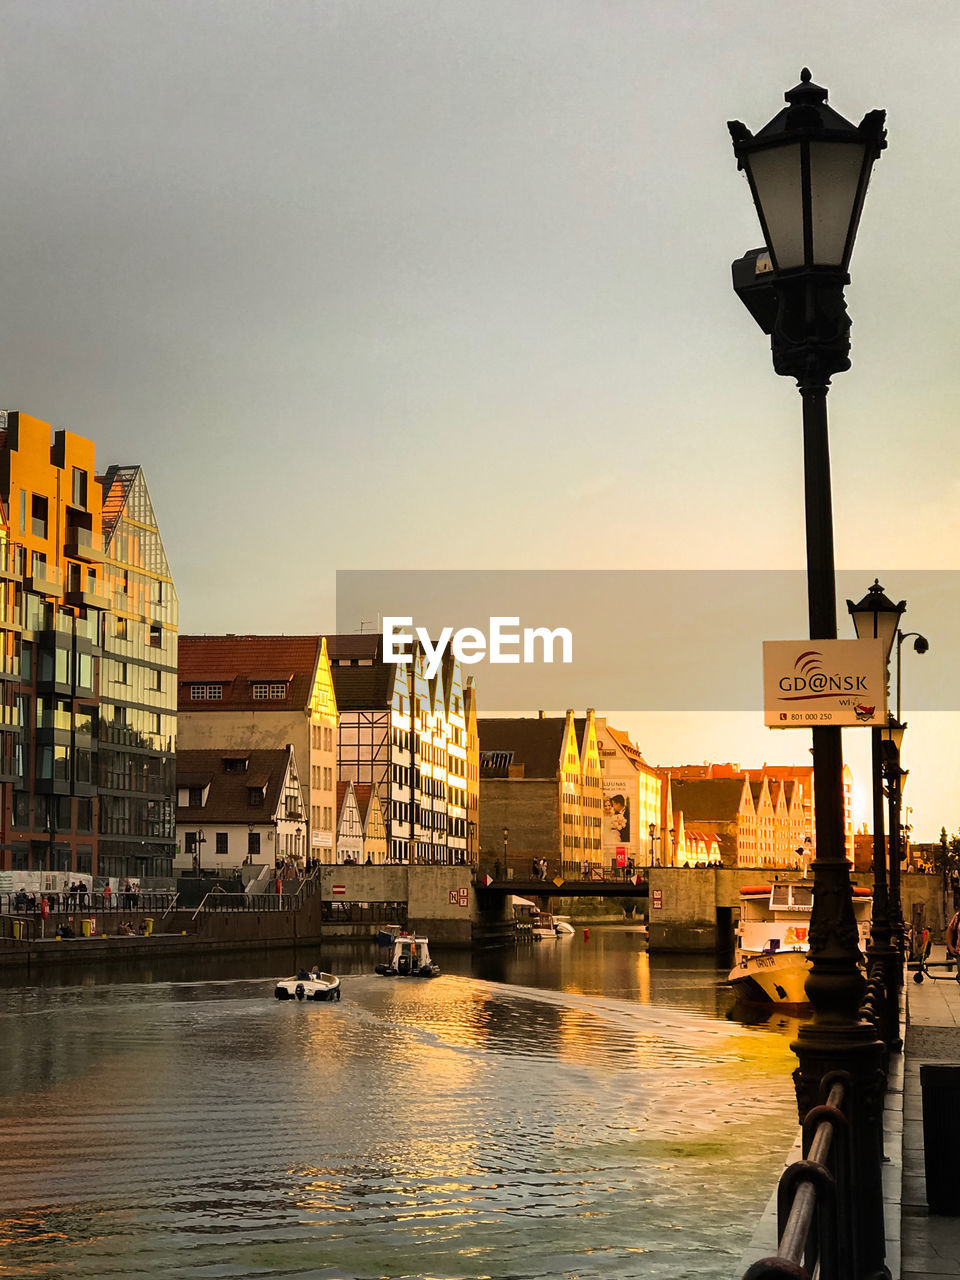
xmin=0 ymin=927 xmax=803 ymax=1279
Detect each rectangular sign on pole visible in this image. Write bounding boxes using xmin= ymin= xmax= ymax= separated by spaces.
xmin=763 ymin=639 xmax=887 ymax=728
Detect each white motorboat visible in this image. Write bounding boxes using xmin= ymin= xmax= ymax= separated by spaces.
xmin=728 ymin=881 xmax=872 ymax=1006
xmin=275 ymin=968 xmax=342 ymax=1001
xmin=375 ymin=932 xmax=440 ymax=977
xmin=531 ymin=910 xmax=575 ymax=939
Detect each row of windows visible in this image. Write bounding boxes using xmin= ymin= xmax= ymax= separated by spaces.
xmin=311 ymin=724 xmax=335 ymax=751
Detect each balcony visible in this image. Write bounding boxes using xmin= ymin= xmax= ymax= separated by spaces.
xmin=0 ymin=542 xmax=24 ymax=582
xmin=65 ymin=582 xmax=112 ymax=611
xmin=26 ymin=564 xmax=63 ymax=598
xmin=65 ymin=528 xmax=107 ymax=564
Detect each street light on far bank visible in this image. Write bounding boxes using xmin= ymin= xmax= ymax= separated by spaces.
xmin=195 ymin=828 xmax=206 ymax=877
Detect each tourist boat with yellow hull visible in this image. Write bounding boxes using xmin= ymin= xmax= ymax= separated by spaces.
xmin=728 ymin=881 xmax=872 ymax=1007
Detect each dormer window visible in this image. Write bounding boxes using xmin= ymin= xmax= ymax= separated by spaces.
xmin=222 ymin=757 xmax=248 ymax=774
xmin=190 ymin=683 xmax=222 ymax=700
xmin=248 ymin=786 xmax=265 ymax=807
xmin=252 ymin=682 xmax=286 ymax=699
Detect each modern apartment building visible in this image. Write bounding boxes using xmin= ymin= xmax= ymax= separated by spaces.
xmin=97 ymin=466 xmax=178 ymax=880
xmin=177 ymin=635 xmax=338 ymax=863
xmin=329 ymin=633 xmax=470 ymax=864
xmin=0 ymin=412 xmax=178 ymax=880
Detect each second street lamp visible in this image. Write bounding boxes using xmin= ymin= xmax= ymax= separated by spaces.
xmin=847 ymin=581 xmax=906 ymax=1021
xmin=729 ymin=70 xmax=889 ymax=1280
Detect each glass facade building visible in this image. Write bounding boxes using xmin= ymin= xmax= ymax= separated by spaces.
xmin=98 ymin=466 xmax=178 ymax=880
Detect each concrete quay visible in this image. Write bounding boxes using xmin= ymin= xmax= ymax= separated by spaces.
xmin=900 ymin=945 xmax=960 ymax=1279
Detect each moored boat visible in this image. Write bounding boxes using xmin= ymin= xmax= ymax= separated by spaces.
xmin=375 ymin=932 xmax=440 ymax=977
xmin=728 ymin=881 xmax=872 ymax=1007
xmin=275 ymin=968 xmax=342 ymax=1001
xmin=531 ymin=910 xmax=575 ymax=939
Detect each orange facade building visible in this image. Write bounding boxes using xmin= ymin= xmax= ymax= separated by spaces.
xmin=0 ymin=412 xmax=177 ymax=879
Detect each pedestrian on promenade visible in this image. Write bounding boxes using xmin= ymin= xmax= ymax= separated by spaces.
xmin=103 ymin=883 xmax=112 ymax=908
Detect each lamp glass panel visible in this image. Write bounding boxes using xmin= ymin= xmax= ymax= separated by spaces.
xmin=809 ymin=141 xmax=867 ymax=267
xmin=746 ymin=144 xmax=805 ymax=269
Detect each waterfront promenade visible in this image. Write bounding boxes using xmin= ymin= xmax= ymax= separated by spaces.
xmin=901 ymin=946 xmax=960 ymax=1279
xmin=738 ymin=947 xmax=960 ymax=1278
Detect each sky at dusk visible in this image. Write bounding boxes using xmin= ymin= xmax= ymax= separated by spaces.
xmin=0 ymin=1 xmax=957 ymax=839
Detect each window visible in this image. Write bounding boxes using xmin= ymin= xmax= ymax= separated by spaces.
xmin=222 ymin=757 xmax=248 ymax=773
xmin=31 ymin=495 xmax=48 ymax=539
xmin=252 ymin=682 xmax=286 ymax=699
xmin=115 ymin=617 xmax=127 ymax=639
xmin=154 ymin=668 xmax=163 ymax=692
xmin=19 ymin=491 xmax=25 ymax=534
xmin=247 ymin=830 xmax=261 ymax=858
xmin=117 ymin=661 xmax=129 ymax=684
xmin=247 ymin=786 xmax=264 ymax=807
xmin=76 ymin=798 xmax=93 ymax=833
xmin=215 ymin=832 xmax=228 ymax=855
xmin=190 ymin=684 xmax=222 ymax=700
xmin=72 ymin=468 xmax=88 ymax=508
xmin=148 ymin=624 xmax=162 ymax=648
xmin=188 ymin=786 xmax=204 ymax=808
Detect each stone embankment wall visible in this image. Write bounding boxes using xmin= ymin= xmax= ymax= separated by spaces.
xmin=647 ymin=866 xmax=944 ymax=952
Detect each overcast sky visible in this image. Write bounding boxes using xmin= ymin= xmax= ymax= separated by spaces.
xmin=1 ymin=1 xmax=958 ymax=838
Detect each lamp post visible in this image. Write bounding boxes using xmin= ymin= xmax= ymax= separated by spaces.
xmin=729 ymin=70 xmax=889 ymax=1280
xmin=847 ymin=581 xmax=905 ymax=1014
xmin=195 ymin=828 xmax=206 ymax=877
xmin=502 ymin=827 xmax=508 ymax=875
xmin=880 ymin=717 xmax=908 ymax=960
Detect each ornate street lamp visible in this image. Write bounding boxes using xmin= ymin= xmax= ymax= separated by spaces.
xmin=729 ymin=71 xmax=889 ymax=1280
xmin=847 ymin=581 xmax=906 ymax=1015
xmin=881 ymin=721 xmax=908 ymax=961
xmin=847 ymin=580 xmax=906 ymax=659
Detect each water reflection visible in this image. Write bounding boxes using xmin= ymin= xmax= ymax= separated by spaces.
xmin=0 ymin=927 xmax=799 ymax=1279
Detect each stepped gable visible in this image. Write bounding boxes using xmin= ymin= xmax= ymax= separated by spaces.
xmin=478 ymin=716 xmax=569 ymax=780
xmin=176 ymin=747 xmax=290 ymax=822
xmin=178 ymin=634 xmax=321 ymax=711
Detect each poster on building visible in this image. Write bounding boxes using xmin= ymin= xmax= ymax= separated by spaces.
xmin=602 ymin=781 xmax=630 ymax=847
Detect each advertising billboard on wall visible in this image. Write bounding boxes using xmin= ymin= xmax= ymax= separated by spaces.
xmin=602 ymin=779 xmax=631 ymax=850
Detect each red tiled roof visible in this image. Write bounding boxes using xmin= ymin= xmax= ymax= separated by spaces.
xmin=353 ymin=783 xmax=374 ymax=823
xmin=176 ymin=748 xmax=293 ymax=824
xmin=178 ymin=635 xmax=321 ymax=712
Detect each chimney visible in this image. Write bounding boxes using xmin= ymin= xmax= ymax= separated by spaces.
xmin=538 ymin=710 xmax=545 ymax=719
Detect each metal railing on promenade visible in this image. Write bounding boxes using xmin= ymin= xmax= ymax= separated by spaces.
xmin=744 ymin=1077 xmax=849 ymax=1280
xmin=740 ymin=960 xmax=900 ymax=1280
xmin=0 ymin=890 xmax=176 ymax=916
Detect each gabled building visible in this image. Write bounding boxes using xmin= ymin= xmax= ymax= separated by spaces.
xmin=329 ymin=633 xmax=470 ymax=865
xmin=175 ymin=745 xmax=304 ymax=873
xmin=177 ymin=635 xmax=338 ymax=862
xmin=478 ymin=709 xmax=604 ymax=878
xmin=354 ymin=782 xmax=388 ymax=864
xmin=661 ymin=760 xmax=853 ymax=869
xmin=335 ymin=780 xmax=364 ymax=864
xmin=592 ymin=718 xmax=663 ymax=867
